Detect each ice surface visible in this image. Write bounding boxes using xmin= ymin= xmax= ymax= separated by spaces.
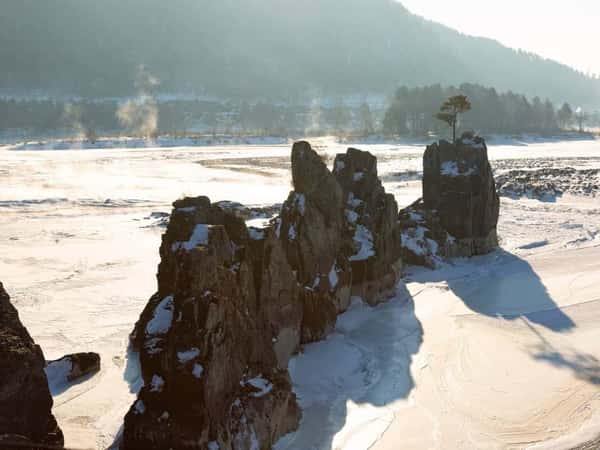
xmin=2 ymin=136 xmax=600 ymax=449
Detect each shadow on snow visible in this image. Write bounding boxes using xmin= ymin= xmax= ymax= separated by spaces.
xmin=277 ymin=283 xmax=423 ymax=450
xmin=414 ymin=248 xmax=600 ymax=386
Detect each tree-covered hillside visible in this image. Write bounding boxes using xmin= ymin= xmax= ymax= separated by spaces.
xmin=1 ymin=0 xmax=599 ymax=107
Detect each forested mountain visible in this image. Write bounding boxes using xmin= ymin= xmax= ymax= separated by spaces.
xmin=2 ymin=0 xmax=599 ymax=107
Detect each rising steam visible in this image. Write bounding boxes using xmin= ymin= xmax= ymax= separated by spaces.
xmin=116 ymin=65 xmax=160 ymax=138
xmin=61 ymin=103 xmax=97 ymax=142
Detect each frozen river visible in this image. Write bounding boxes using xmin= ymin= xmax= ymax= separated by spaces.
xmin=1 ymin=137 xmax=600 ymax=449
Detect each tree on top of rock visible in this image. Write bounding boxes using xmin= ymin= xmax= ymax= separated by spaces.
xmin=435 ymin=95 xmax=471 ymax=143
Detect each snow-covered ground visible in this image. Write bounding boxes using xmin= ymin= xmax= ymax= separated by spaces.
xmin=1 ymin=137 xmax=600 ymax=449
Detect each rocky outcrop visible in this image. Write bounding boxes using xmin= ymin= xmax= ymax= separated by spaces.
xmin=122 ymin=141 xmax=402 ymax=450
xmin=400 ymin=135 xmax=500 ymax=266
xmin=46 ymin=352 xmax=101 ymax=383
xmin=123 ymin=196 xmax=300 ymax=450
xmin=0 ymin=282 xmax=64 ymax=448
xmin=333 ymin=148 xmax=403 ymax=305
xmin=278 ymin=142 xmax=352 ymax=343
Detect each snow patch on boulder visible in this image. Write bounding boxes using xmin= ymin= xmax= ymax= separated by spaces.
xmin=177 ymin=347 xmax=200 ymax=363
xmin=350 ymin=225 xmax=375 ymax=261
xmin=171 ymin=224 xmax=210 ymax=251
xmin=145 ymin=296 xmax=174 ymax=336
xmin=328 ymin=263 xmax=339 ymax=290
xmin=192 ymin=363 xmax=204 ymax=378
xmin=248 ymin=227 xmax=266 ymax=240
xmin=149 ymin=375 xmax=165 ymax=393
xmin=246 ymin=375 xmax=273 ymax=398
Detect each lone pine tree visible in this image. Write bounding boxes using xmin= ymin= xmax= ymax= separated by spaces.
xmin=435 ymin=95 xmax=472 ymax=143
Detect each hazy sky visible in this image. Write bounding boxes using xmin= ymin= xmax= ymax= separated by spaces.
xmin=400 ymin=0 xmax=600 ymax=76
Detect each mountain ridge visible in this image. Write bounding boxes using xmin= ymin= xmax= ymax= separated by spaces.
xmin=1 ymin=0 xmax=598 ymax=107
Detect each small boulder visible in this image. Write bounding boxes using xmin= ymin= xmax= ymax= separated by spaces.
xmin=46 ymin=352 xmax=101 ymax=383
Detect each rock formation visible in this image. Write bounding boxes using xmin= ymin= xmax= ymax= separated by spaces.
xmin=333 ymin=148 xmax=403 ymax=305
xmin=121 ymin=141 xmax=403 ymax=449
xmin=123 ymin=196 xmax=300 ymax=449
xmin=400 ymin=134 xmax=500 ymax=267
xmin=46 ymin=352 xmax=101 ymax=383
xmin=0 ymin=282 xmax=64 ymax=448
xmin=277 ymin=142 xmax=353 ymax=343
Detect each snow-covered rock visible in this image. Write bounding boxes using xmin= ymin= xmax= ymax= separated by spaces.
xmin=123 ymin=141 xmax=405 ymax=449
xmin=278 ymin=141 xmax=353 ymax=342
xmin=420 ymin=134 xmax=499 ymax=258
xmin=398 ymin=199 xmax=455 ymax=268
xmin=124 ymin=196 xmax=301 ymax=450
xmin=46 ymin=352 xmax=100 ymax=384
xmin=333 ymin=147 xmax=403 ymax=305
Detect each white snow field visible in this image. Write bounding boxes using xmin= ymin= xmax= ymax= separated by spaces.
xmin=1 ymin=137 xmax=600 ymax=449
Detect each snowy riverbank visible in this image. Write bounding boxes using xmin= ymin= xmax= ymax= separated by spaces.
xmin=1 ymin=138 xmax=600 ymax=449
xmin=2 ymin=131 xmax=596 ymax=152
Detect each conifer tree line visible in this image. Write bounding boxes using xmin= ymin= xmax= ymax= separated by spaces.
xmin=383 ymin=83 xmax=593 ymax=136
xmin=0 ymin=83 xmax=598 ymax=139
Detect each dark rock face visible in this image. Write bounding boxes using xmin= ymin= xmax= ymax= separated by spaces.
xmin=46 ymin=352 xmax=101 ymax=382
xmin=409 ymin=135 xmax=499 ymax=262
xmin=123 ymin=197 xmax=301 ymax=450
xmin=278 ymin=141 xmax=352 ymax=343
xmin=333 ymin=148 xmax=403 ymax=305
xmin=122 ymin=142 xmax=403 ymax=450
xmin=0 ymin=282 xmax=64 ymax=448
